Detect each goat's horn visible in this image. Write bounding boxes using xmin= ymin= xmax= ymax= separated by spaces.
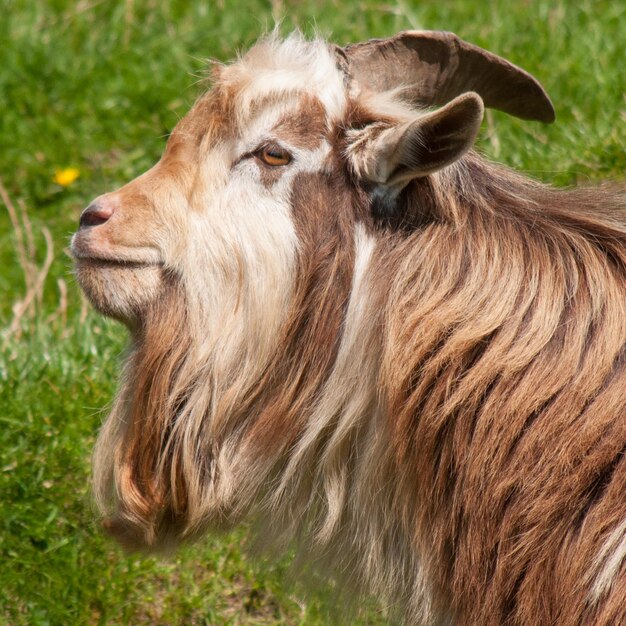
xmin=343 ymin=30 xmax=555 ymax=123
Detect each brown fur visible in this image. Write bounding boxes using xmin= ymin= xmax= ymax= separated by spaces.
xmin=374 ymin=156 xmax=626 ymax=624
xmin=273 ymin=95 xmax=328 ymax=149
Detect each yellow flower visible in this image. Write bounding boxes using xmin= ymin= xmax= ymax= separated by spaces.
xmin=53 ymin=167 xmax=80 ymax=187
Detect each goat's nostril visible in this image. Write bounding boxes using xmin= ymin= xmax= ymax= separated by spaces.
xmin=79 ymin=202 xmax=113 ymax=228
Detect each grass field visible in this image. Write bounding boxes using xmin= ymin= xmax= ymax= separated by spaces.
xmin=1 ymin=1 xmax=624 ymax=624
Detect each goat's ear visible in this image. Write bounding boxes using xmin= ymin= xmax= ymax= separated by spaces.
xmin=352 ymin=92 xmax=484 ymax=187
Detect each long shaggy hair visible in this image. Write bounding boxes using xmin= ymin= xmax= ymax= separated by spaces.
xmin=77 ymin=33 xmax=626 ymax=625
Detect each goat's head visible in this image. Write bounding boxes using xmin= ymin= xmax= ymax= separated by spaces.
xmin=72 ymin=31 xmax=554 ymax=548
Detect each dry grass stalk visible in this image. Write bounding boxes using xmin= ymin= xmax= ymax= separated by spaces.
xmin=1 ymin=179 xmax=56 ymax=347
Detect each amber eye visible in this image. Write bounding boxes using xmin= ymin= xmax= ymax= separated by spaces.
xmin=256 ymin=144 xmax=291 ymax=167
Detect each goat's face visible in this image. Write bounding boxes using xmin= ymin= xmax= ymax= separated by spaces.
xmin=72 ymin=40 xmax=349 ymax=331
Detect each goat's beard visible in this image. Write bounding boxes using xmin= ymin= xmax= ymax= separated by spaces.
xmin=89 ymin=253 xmax=310 ymax=551
xmin=92 ymin=277 xmax=198 ymax=549
xmin=91 ymin=276 xmax=255 ymax=551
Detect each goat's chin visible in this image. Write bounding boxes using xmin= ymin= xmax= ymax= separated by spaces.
xmin=75 ymin=260 xmax=162 ymax=326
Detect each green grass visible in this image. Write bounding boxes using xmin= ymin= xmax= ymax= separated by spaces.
xmin=1 ymin=0 xmax=624 ymax=624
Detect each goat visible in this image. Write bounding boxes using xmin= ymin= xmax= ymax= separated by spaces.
xmin=71 ymin=31 xmax=626 ymax=625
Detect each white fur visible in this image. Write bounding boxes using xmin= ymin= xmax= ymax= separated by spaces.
xmin=224 ymin=33 xmax=347 ymax=124
xmin=590 ymin=517 xmax=626 ymax=602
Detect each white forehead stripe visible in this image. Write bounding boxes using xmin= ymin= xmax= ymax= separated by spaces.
xmin=225 ymin=33 xmax=347 ymax=123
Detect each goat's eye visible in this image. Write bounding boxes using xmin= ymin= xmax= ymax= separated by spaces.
xmin=256 ymin=145 xmax=292 ymax=167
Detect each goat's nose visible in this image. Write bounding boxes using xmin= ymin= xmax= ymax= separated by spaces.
xmin=79 ymin=201 xmax=114 ymax=228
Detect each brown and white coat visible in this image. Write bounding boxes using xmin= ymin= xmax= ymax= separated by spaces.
xmin=72 ymin=32 xmax=626 ymax=625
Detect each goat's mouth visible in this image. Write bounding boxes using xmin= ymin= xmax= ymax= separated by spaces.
xmin=70 ymin=229 xmax=163 ymax=268
xmin=74 ymin=256 xmax=160 ymax=270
